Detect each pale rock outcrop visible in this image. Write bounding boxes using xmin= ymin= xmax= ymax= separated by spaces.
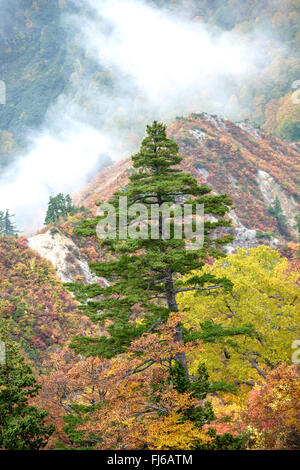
xmin=196 ymin=167 xmax=209 ymax=180
xmin=226 ymin=209 xmax=279 ymax=254
xmin=28 ymin=230 xmax=98 ymax=284
xmin=202 ymin=113 xmax=227 ymax=131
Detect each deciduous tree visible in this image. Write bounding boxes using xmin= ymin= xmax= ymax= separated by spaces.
xmin=178 ymin=246 xmax=299 ymax=385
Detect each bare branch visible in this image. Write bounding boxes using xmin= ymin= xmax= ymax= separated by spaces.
xmin=175 ymin=285 xmax=224 ymax=294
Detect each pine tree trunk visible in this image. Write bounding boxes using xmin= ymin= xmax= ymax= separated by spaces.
xmin=165 ymin=268 xmax=189 ymax=379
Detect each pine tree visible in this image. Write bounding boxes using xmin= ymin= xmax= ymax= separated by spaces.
xmin=64 ymin=121 xmax=252 ymax=449
xmin=68 ymin=121 xmax=246 ymax=371
xmin=0 ymin=325 xmax=54 ymax=450
xmin=44 ymin=193 xmax=78 ymax=225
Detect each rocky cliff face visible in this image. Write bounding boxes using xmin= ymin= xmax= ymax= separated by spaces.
xmin=28 ymin=228 xmax=110 ymax=287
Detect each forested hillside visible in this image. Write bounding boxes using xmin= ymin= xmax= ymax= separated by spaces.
xmin=1 ymin=0 xmax=300 ymax=172
xmin=75 ymin=113 xmax=299 ymax=244
xmin=0 ymin=119 xmax=299 ymax=451
xmin=27 ymin=122 xmax=300 ymax=450
xmin=0 ymin=235 xmax=95 ymax=365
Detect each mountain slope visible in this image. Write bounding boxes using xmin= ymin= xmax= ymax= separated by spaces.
xmin=75 ymin=113 xmax=299 ymax=242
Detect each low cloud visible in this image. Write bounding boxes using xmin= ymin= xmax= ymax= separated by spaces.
xmin=0 ymin=0 xmax=273 ymax=232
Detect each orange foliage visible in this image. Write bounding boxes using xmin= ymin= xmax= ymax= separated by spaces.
xmin=34 ymin=314 xmax=213 ymax=450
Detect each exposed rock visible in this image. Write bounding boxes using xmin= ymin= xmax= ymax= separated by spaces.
xmin=226 ymin=227 xmax=278 ymax=255
xmin=226 ymin=209 xmax=279 ymax=254
xmin=189 ymin=129 xmax=206 ymax=143
xmin=237 ymin=122 xmax=262 ymax=139
xmin=202 ymin=112 xmax=227 ymax=130
xmin=228 ymin=208 xmax=244 ymax=228
xmin=28 ymin=230 xmax=98 ymax=284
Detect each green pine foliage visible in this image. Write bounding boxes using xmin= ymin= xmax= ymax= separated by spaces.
xmin=0 ymin=324 xmax=54 ymax=450
xmin=268 ymin=197 xmax=290 ymax=238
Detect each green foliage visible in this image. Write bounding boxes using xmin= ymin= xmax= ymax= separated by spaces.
xmin=293 ymin=212 xmax=300 ymax=235
xmin=268 ymin=197 xmax=290 ymax=237
xmin=255 ymin=230 xmax=276 ymax=239
xmin=44 ymin=193 xmax=81 ymax=225
xmin=183 ymin=319 xmax=255 ymax=344
xmin=278 ymin=120 xmax=300 ymax=142
xmin=0 ymin=324 xmax=54 ymax=450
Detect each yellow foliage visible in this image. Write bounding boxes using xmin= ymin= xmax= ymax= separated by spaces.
xmin=178 ymin=246 xmax=299 ymax=384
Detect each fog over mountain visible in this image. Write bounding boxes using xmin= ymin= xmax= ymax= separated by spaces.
xmin=0 ymin=0 xmax=282 ymax=232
